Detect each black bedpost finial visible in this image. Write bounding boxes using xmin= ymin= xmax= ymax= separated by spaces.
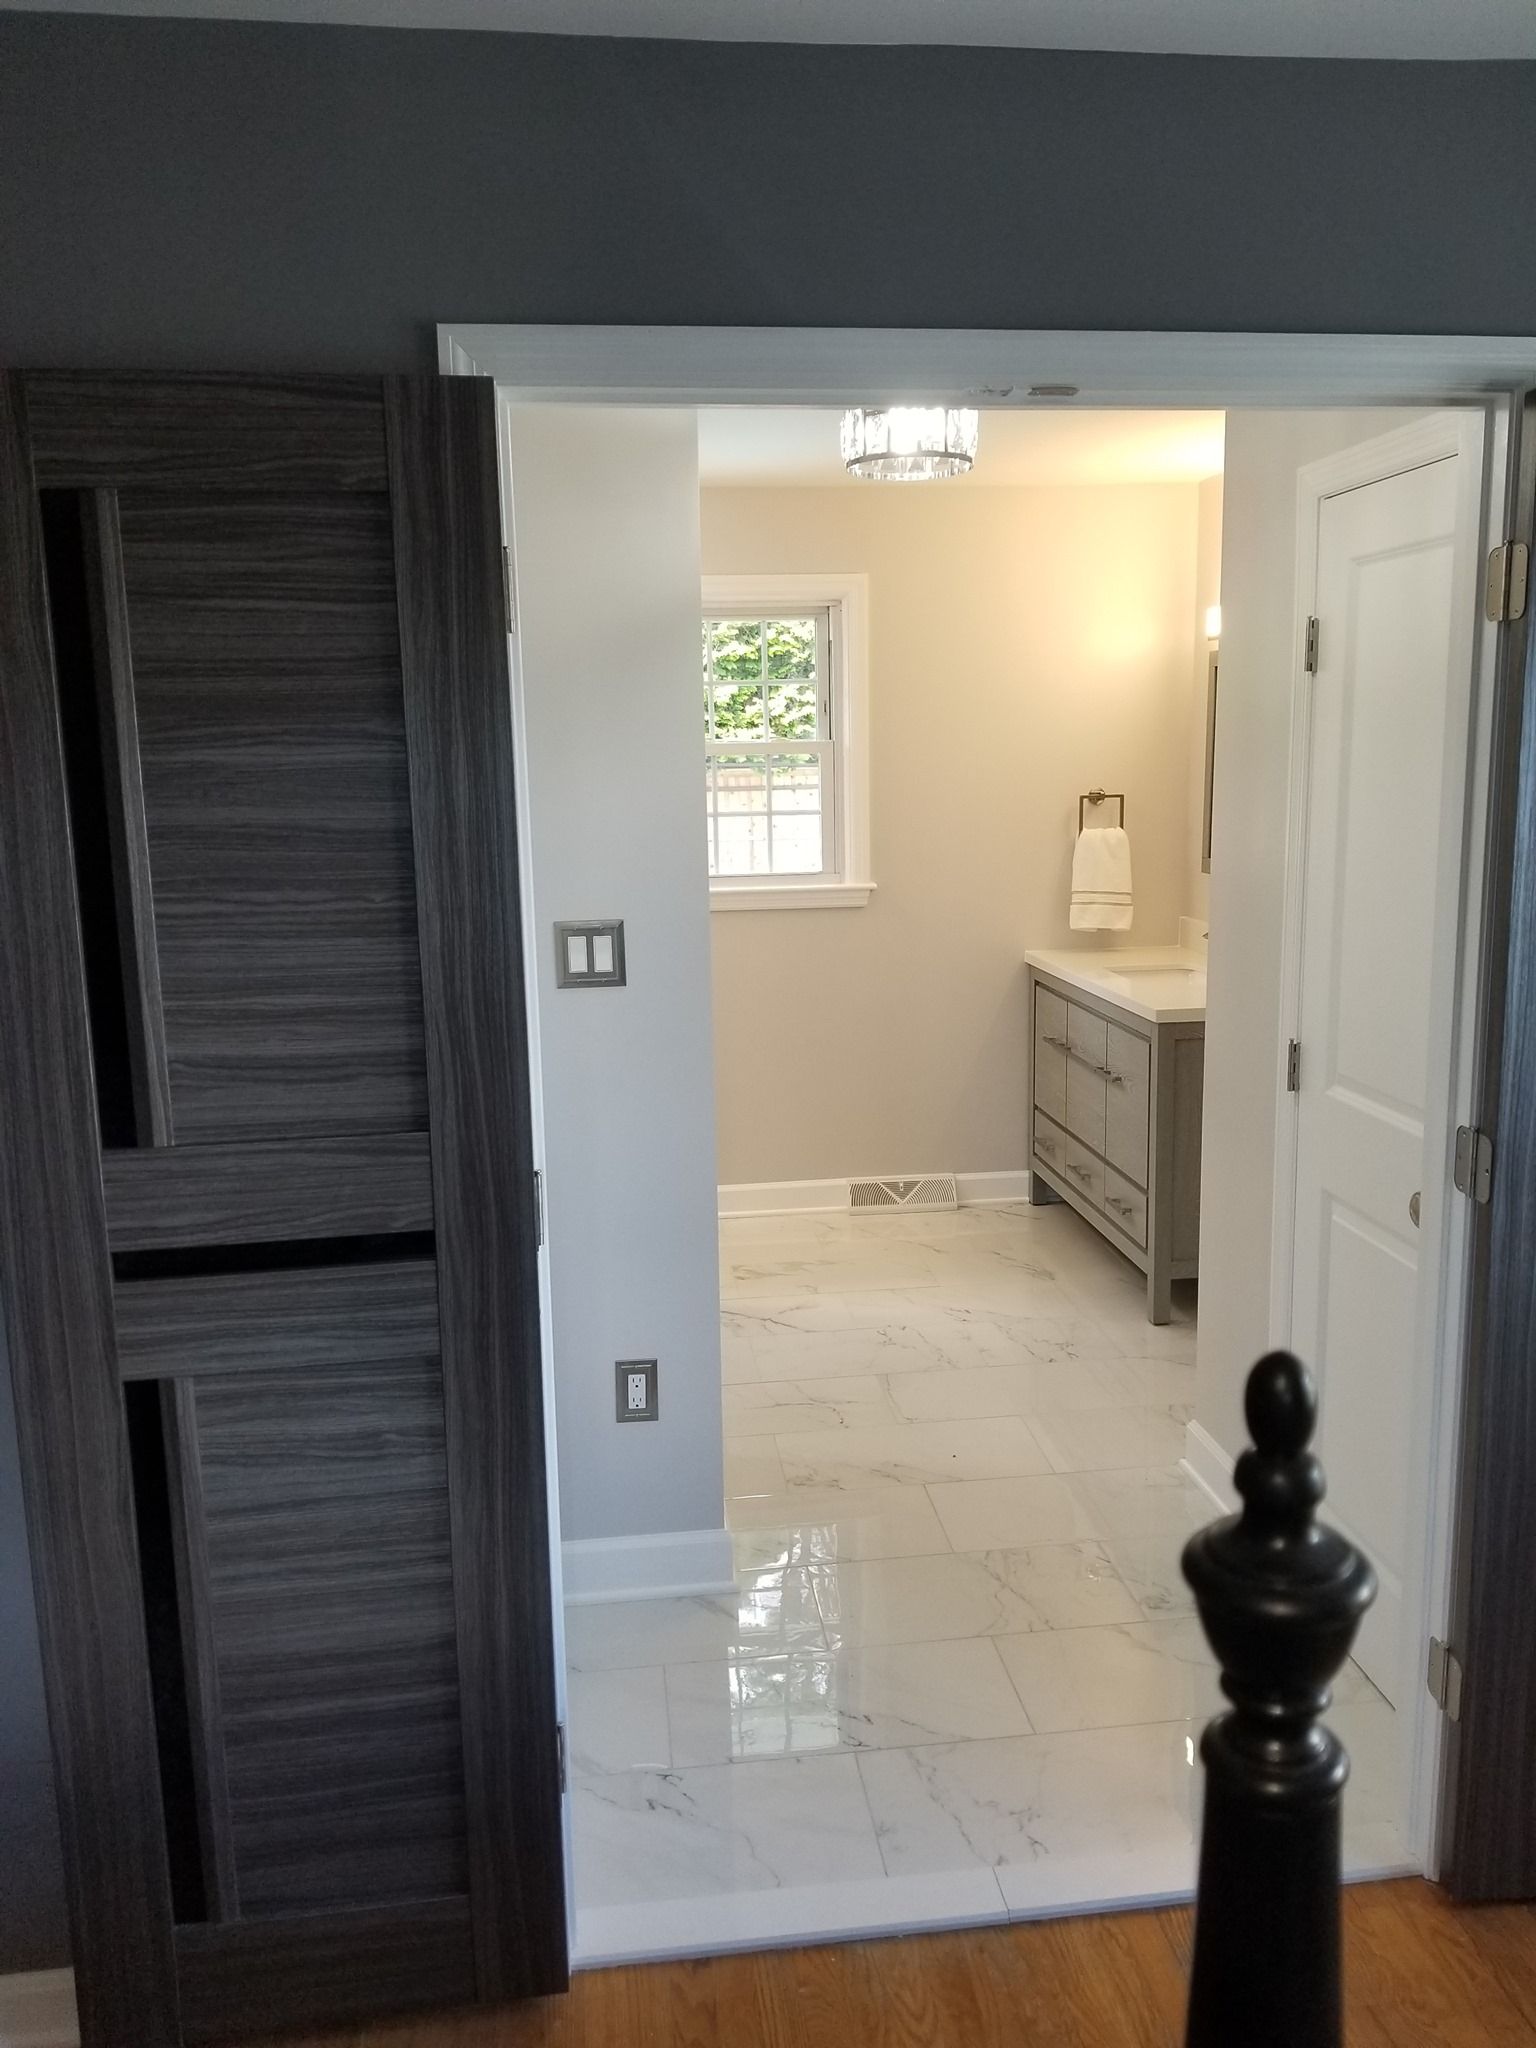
xmin=1182 ymin=1352 xmax=1376 ymax=2048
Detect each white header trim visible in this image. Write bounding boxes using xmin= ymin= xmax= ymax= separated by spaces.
xmin=441 ymin=324 xmax=1536 ymax=408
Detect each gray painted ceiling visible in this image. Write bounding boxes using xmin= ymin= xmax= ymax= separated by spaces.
xmin=3 ymin=0 xmax=1535 ymax=58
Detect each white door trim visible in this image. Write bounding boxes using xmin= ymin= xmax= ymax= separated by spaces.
xmin=1269 ymin=406 xmax=1500 ymax=1874
xmin=490 ymin=396 xmax=577 ymax=1935
xmin=439 ymin=324 xmax=1536 ymax=407
xmin=442 ymin=327 xmax=1527 ymax=1934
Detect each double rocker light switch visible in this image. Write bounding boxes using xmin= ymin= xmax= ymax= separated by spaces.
xmin=555 ymin=920 xmax=626 ymax=988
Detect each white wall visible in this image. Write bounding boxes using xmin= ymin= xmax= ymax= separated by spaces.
xmin=1195 ymin=409 xmax=1428 ymax=1462
xmin=506 ymin=407 xmax=725 ymax=1554
xmin=703 ymin=482 xmax=1204 ymax=1188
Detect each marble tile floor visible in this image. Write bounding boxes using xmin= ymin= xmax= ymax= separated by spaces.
xmin=567 ymin=1201 xmax=1410 ymax=1965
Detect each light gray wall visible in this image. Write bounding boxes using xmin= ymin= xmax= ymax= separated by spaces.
xmin=2 ymin=7 xmax=1534 ymax=1972
xmin=506 ymin=408 xmax=725 ymax=1551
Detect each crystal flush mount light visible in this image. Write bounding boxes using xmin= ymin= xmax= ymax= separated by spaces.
xmin=840 ymin=405 xmax=979 ymax=482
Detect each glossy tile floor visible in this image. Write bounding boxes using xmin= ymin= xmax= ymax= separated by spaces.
xmin=567 ymin=1201 xmax=1405 ymax=1963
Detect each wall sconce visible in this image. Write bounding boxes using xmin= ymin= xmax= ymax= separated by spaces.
xmin=1204 ymin=604 xmax=1223 ymax=642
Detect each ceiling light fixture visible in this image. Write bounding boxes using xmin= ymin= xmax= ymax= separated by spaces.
xmin=840 ymin=405 xmax=979 ymax=482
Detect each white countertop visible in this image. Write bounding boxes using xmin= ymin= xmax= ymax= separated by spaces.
xmin=1025 ymin=945 xmax=1207 ymax=1024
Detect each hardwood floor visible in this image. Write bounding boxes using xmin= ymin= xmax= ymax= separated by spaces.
xmin=265 ymin=1880 xmax=1536 ymax=2046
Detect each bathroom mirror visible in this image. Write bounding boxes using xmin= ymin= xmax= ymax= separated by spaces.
xmin=1201 ymin=649 xmax=1219 ymax=875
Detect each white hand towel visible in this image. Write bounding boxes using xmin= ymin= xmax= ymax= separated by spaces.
xmin=1071 ymin=826 xmax=1134 ymax=931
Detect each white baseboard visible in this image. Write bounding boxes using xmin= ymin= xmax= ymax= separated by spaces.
xmin=562 ymin=1526 xmax=736 ymax=1605
xmin=1181 ymin=1419 xmax=1238 ymax=1515
xmin=718 ymin=1178 xmax=846 ymax=1217
xmin=955 ymin=1169 xmax=1033 ymax=1206
xmin=0 ymin=1970 xmax=77 ymax=2048
xmin=719 ymin=1168 xmax=1031 ymax=1219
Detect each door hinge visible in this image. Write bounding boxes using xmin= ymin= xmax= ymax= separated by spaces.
xmin=533 ymin=1167 xmax=545 ymax=1246
xmin=1453 ymin=1124 xmax=1494 ymax=1205
xmin=556 ymin=1722 xmax=568 ymax=1792
xmin=502 ymin=545 xmax=517 ymax=635
xmin=1485 ymin=540 xmax=1530 ymax=624
xmin=1303 ymin=616 xmax=1320 ymax=674
xmin=1286 ymin=1039 xmax=1301 ymax=1092
xmin=1427 ymin=1637 xmax=1464 ymax=1722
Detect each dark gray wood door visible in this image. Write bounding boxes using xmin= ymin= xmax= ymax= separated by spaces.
xmin=0 ymin=373 xmax=565 ymax=2043
xmin=1444 ymin=391 xmax=1536 ymax=1900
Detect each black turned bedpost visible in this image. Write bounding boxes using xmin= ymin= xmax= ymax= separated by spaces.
xmin=1182 ymin=1352 xmax=1377 ymax=2048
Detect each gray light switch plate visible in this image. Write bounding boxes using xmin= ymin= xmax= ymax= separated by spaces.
xmin=555 ymin=919 xmax=626 ymax=988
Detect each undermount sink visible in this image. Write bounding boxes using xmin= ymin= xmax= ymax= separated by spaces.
xmin=1107 ymin=964 xmax=1204 ymax=980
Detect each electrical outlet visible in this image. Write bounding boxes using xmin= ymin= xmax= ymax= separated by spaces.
xmin=616 ymin=1359 xmax=658 ymax=1422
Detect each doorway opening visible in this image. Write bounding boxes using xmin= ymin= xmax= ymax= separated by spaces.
xmin=479 ymin=338 xmax=1509 ymax=1966
xmin=701 ymin=405 xmax=1230 ymax=1935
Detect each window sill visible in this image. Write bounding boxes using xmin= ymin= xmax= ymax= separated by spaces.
xmin=709 ymin=881 xmax=876 ymax=912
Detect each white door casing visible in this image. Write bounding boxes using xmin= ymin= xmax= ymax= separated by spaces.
xmin=434 ymin=327 xmax=1515 ymax=1925
xmin=436 ymin=339 xmax=1517 ymax=1913
xmin=1276 ymin=414 xmax=1486 ymax=1709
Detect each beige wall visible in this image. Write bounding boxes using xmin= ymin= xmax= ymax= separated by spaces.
xmin=1195 ymin=410 xmax=1429 ymax=1462
xmin=703 ymin=482 xmax=1204 ymax=1187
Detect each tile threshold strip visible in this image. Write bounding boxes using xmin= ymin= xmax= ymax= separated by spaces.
xmin=572 ymin=1831 xmax=1414 ymax=1968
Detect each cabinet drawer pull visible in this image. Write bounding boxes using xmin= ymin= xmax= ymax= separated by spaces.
xmin=1068 ymin=1164 xmax=1095 ymax=1184
xmin=1107 ymin=1071 xmax=1126 ymax=1087
xmin=1106 ymin=1196 xmax=1133 ymax=1216
xmin=1042 ymin=1033 xmax=1070 ymax=1052
xmin=1059 ymin=1043 xmax=1109 ymax=1073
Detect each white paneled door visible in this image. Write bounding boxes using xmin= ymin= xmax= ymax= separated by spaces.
xmin=1285 ymin=428 xmax=1480 ymax=1707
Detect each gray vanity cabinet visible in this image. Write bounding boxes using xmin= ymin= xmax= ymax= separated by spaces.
xmin=1027 ymin=966 xmax=1204 ymax=1323
xmin=1104 ymin=1023 xmax=1150 ymax=1185
xmin=1033 ymin=985 xmax=1069 ymax=1126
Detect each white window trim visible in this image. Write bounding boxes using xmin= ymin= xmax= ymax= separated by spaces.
xmin=701 ymin=572 xmax=872 ymax=910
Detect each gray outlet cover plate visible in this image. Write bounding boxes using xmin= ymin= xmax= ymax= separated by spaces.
xmin=616 ymin=1359 xmax=659 ymax=1422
